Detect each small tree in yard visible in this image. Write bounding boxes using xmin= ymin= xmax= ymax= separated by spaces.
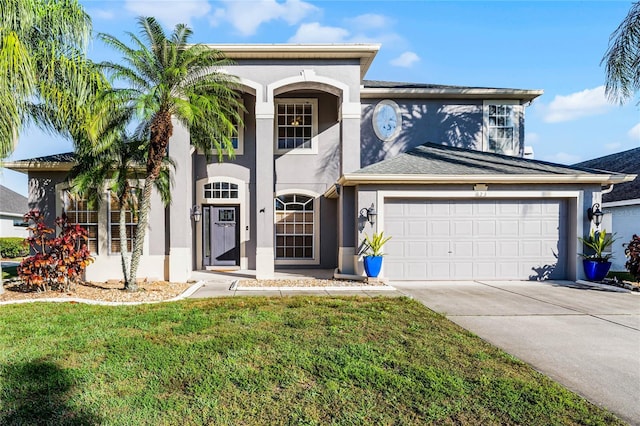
xmin=624 ymin=234 xmax=640 ymax=281
xmin=18 ymin=210 xmax=94 ymax=292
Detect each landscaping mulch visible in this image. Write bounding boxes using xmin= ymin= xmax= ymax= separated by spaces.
xmin=0 ymin=280 xmax=193 ymax=303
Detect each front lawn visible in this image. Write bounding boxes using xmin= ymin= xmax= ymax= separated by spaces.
xmin=0 ymin=297 xmax=623 ymax=425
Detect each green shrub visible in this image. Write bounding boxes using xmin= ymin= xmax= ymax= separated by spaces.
xmin=0 ymin=237 xmax=28 ymax=258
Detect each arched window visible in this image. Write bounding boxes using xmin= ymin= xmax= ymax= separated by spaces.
xmin=204 ymin=181 xmax=239 ymax=199
xmin=275 ymin=194 xmax=315 ymax=260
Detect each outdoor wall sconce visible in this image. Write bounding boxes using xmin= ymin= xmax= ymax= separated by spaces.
xmin=360 ymin=204 xmax=377 ymax=226
xmin=191 ymin=205 xmax=201 ymax=222
xmin=587 ymin=203 xmax=603 ymax=227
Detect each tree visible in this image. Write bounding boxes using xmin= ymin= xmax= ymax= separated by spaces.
xmin=98 ymin=16 xmax=243 ymax=290
xmin=0 ymin=0 xmax=100 ymax=294
xmin=69 ymin=132 xmax=174 ymax=289
xmin=602 ymin=2 xmax=640 ymax=104
xmin=0 ymin=0 xmax=100 ymax=158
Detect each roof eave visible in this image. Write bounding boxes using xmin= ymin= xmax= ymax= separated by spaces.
xmin=2 ymin=161 xmax=74 ymax=173
xmin=205 ymin=43 xmax=380 ymax=79
xmin=339 ymin=173 xmax=635 ymax=186
xmin=360 ymin=87 xmax=544 ymax=101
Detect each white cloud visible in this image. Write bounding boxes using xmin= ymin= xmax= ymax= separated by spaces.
xmin=627 ymin=122 xmax=640 ymax=141
xmin=542 ymin=152 xmax=581 ymax=165
xmin=125 ymin=0 xmax=211 ymax=28
xmin=543 ymin=86 xmax=612 ymax=123
xmin=390 ymin=51 xmax=420 ymax=68
xmin=212 ymin=0 xmax=319 ymax=36
xmin=288 ymin=22 xmax=349 ymax=43
xmin=346 ymin=14 xmax=394 ymax=31
xmin=525 ymin=132 xmax=540 ymax=144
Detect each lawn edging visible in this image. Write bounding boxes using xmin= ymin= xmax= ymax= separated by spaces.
xmin=0 ymin=280 xmax=206 ymax=306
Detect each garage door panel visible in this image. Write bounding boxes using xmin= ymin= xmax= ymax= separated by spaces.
xmin=430 ymin=221 xmax=450 ymax=237
xmin=475 ymin=241 xmax=496 ymax=257
xmin=521 ymin=220 xmax=543 ymax=236
xmin=407 ymin=241 xmax=428 ymax=257
xmin=452 ymin=220 xmax=472 ymax=236
xmin=498 ymin=220 xmax=519 ymax=236
xmin=451 ymin=241 xmax=472 ymax=257
xmin=385 ymin=198 xmax=567 ymax=280
xmin=476 ymin=220 xmax=497 ymax=236
xmin=407 ymin=203 xmax=427 ymax=216
xmin=407 ymin=220 xmax=428 ymax=236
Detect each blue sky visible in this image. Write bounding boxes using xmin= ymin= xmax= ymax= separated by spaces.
xmin=1 ymin=0 xmax=638 ymax=196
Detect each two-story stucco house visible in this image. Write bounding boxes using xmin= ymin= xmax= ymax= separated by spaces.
xmin=5 ymin=44 xmax=635 ymax=282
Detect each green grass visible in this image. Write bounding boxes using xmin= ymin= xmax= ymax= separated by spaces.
xmin=0 ymin=297 xmax=624 ymax=425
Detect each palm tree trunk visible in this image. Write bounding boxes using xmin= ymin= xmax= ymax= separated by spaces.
xmin=119 ymin=199 xmax=132 ymax=288
xmin=0 ymin=264 xmax=4 ymax=294
xmin=127 ymin=111 xmax=172 ymax=291
xmin=127 ymin=174 xmax=155 ymax=291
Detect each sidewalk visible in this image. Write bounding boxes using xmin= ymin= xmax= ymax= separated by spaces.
xmin=188 ymin=269 xmax=404 ymax=298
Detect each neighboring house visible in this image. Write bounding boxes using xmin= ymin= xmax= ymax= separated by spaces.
xmin=574 ymin=147 xmax=640 ymax=271
xmin=4 ymin=44 xmax=635 ymax=282
xmin=0 ymin=185 xmax=28 ymax=237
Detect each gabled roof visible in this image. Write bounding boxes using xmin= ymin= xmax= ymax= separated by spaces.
xmin=333 ymin=143 xmax=634 ymax=190
xmin=361 ymin=80 xmax=543 ymax=101
xmin=3 ymin=152 xmax=76 ymax=172
xmin=0 ymin=185 xmax=28 ymax=216
xmin=573 ymin=147 xmax=640 ymax=203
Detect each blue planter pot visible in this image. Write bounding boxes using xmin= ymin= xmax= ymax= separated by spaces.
xmin=363 ymin=256 xmax=383 ymax=278
xmin=582 ymin=259 xmax=611 ymax=282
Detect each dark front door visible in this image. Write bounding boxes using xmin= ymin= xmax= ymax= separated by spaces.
xmin=203 ymin=206 xmax=239 ymax=267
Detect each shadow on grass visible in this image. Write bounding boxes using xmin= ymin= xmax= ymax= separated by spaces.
xmin=0 ymin=360 xmax=101 ymax=425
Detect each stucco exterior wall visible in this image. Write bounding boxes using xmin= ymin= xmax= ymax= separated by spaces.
xmin=360 ymin=99 xmax=526 ymax=168
xmin=603 ymin=204 xmax=640 ymax=271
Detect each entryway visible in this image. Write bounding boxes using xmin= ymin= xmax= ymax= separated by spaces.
xmin=202 ymin=205 xmax=240 ymax=267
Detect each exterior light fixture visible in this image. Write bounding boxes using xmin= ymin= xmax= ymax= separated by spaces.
xmin=587 ymin=203 xmax=604 ymax=227
xmin=191 ymin=205 xmax=201 ymax=222
xmin=360 ymin=203 xmax=377 ymax=226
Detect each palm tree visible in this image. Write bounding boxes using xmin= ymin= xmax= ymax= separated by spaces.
xmin=69 ymin=133 xmax=174 ymax=289
xmin=0 ymin=0 xmax=100 ymax=158
xmin=0 ymin=0 xmax=99 ymax=294
xmin=99 ymin=16 xmax=243 ymax=290
xmin=602 ymin=2 xmax=640 ymax=104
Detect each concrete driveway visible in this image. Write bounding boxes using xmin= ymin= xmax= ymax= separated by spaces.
xmin=393 ymin=280 xmax=640 ymax=425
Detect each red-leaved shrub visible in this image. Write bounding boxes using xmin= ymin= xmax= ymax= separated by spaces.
xmin=624 ymin=234 xmax=640 ymax=281
xmin=18 ymin=210 xmax=94 ymax=292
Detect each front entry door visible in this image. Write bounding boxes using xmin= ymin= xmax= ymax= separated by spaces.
xmin=203 ymin=206 xmax=239 ymax=267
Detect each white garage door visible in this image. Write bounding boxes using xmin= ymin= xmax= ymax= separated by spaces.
xmin=384 ymin=199 xmax=567 ymax=280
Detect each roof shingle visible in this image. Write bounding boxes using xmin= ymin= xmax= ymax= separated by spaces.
xmin=573 ymin=147 xmax=640 ymax=203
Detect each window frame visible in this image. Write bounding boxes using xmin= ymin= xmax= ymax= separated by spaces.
xmin=483 ymin=100 xmax=520 ymax=156
xmin=274 ymin=98 xmax=319 ymax=155
xmin=274 ymin=191 xmax=320 ymax=265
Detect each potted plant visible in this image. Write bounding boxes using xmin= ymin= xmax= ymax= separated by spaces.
xmin=579 ymin=229 xmax=617 ymax=281
xmin=361 ymin=231 xmax=392 ymax=278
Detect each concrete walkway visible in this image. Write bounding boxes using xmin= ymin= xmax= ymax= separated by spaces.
xmin=392 ymin=280 xmax=640 ymax=425
xmin=188 ymin=269 xmax=404 ymax=298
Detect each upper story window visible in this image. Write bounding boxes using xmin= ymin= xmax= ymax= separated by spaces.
xmin=108 ymin=191 xmax=139 ymax=254
xmin=484 ymin=100 xmax=518 ymax=156
xmin=204 ymin=181 xmax=239 ymax=199
xmin=275 ymin=98 xmax=318 ymax=154
xmin=62 ymin=191 xmax=98 ymax=254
